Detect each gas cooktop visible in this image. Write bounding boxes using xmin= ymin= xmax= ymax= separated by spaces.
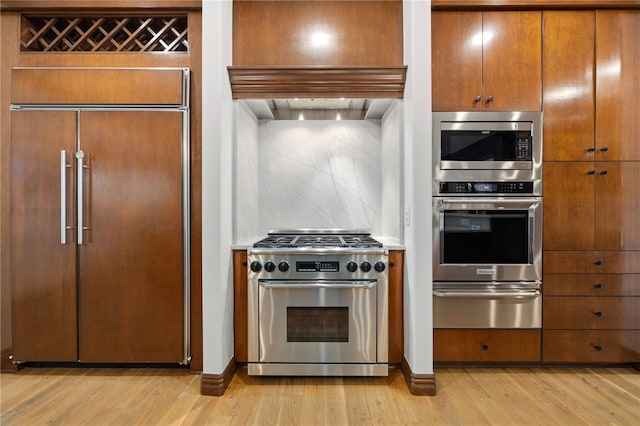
xmin=253 ymin=230 xmax=383 ymax=249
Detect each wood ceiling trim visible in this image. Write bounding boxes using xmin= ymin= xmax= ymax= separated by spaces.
xmin=0 ymin=1 xmax=202 ymax=11
xmin=227 ymin=66 xmax=408 ymax=100
xmin=432 ymin=0 xmax=640 ymax=10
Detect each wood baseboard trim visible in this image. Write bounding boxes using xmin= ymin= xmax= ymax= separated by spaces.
xmin=401 ymin=357 xmax=436 ymax=396
xmin=200 ymin=357 xmax=237 ymax=396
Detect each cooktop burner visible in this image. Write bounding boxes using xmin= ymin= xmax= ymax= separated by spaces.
xmin=253 ymin=231 xmax=383 ymax=249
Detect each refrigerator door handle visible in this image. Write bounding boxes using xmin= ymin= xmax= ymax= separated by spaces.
xmin=76 ymin=150 xmax=84 ymax=245
xmin=60 ymin=150 xmax=69 ymax=244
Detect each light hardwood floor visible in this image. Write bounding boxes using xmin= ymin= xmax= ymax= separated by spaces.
xmin=1 ymin=366 xmax=639 ymax=425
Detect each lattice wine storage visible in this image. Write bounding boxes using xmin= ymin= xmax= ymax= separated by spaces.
xmin=20 ymin=15 xmax=188 ymax=52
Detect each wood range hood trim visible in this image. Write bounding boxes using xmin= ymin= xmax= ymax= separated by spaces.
xmin=227 ymin=66 xmax=408 ymax=100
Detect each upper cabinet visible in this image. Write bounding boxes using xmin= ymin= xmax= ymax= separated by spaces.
xmin=543 ymin=10 xmax=640 ymax=251
xmin=432 ymin=11 xmax=541 ymax=111
xmin=595 ymin=10 xmax=640 ymax=162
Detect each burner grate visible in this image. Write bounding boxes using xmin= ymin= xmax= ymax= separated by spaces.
xmin=253 ymin=233 xmax=382 ymax=249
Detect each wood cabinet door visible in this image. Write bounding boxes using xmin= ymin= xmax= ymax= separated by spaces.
xmin=482 ymin=11 xmax=541 ymax=111
xmin=10 ymin=110 xmax=78 ymax=362
xmin=78 ymin=110 xmax=185 ymax=363
xmin=233 ymin=250 xmax=248 ymax=363
xmin=542 ymin=11 xmax=595 ymax=161
xmin=432 ymin=11 xmax=541 ymax=111
xmin=543 ymin=162 xmax=595 ymax=250
xmin=595 ymin=162 xmax=640 ymax=250
xmin=431 ymin=11 xmax=483 ymax=111
xmin=388 ymin=251 xmax=404 ymax=364
xmin=596 ymin=11 xmax=640 ymax=161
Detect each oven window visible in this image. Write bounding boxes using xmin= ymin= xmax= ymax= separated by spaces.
xmin=287 ymin=307 xmax=349 ymax=342
xmin=443 ymin=210 xmax=529 ymax=263
xmin=441 ymin=130 xmax=531 ymax=161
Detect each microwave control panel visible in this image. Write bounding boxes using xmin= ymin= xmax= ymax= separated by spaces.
xmin=439 ymin=181 xmax=534 ymax=194
xmin=516 ymin=134 xmax=531 ymax=160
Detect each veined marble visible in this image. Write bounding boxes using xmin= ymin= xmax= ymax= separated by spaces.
xmin=258 ymin=120 xmax=382 ymax=233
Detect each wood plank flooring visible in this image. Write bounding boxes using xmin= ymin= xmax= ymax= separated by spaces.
xmin=1 ymin=366 xmax=639 ymax=425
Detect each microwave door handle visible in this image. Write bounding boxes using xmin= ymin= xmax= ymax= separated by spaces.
xmin=433 ymin=290 xmax=541 ymax=298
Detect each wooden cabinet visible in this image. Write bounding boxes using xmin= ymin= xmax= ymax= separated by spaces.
xmin=432 ymin=11 xmax=541 ymax=111
xmin=543 ymin=11 xmax=640 ymax=251
xmin=10 ymin=107 xmax=187 ymax=363
xmin=542 ymin=11 xmax=640 ymax=364
xmin=542 ymin=255 xmax=640 ymax=365
xmin=233 ymin=250 xmax=248 ymax=363
xmin=544 ymin=162 xmax=640 ymax=251
xmin=388 ymin=251 xmax=404 ymax=365
xmin=434 ymin=330 xmax=541 ymax=363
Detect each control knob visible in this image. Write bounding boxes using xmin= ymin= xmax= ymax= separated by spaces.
xmin=374 ymin=261 xmax=386 ymax=272
xmin=360 ymin=261 xmax=372 ymax=272
xmin=264 ymin=261 xmax=276 ymax=272
xmin=278 ymin=261 xmax=289 ymax=272
xmin=250 ymin=261 xmax=262 ymax=272
xmin=346 ymin=261 xmax=358 ymax=273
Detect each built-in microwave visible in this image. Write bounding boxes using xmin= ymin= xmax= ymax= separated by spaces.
xmin=433 ymin=112 xmax=542 ymax=196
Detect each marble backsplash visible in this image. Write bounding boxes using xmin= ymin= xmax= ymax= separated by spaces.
xmin=258 ymin=120 xmax=383 ymax=233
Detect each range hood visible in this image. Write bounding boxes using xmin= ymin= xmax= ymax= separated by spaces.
xmin=243 ymin=98 xmax=393 ymax=121
xmin=227 ymin=66 xmax=407 ymax=100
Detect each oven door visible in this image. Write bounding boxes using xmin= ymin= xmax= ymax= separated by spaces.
xmin=257 ymin=280 xmax=377 ymax=364
xmin=433 ymin=197 xmax=542 ymax=281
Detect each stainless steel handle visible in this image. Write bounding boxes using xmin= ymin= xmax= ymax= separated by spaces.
xmin=260 ymin=280 xmax=376 ymax=290
xmin=433 ymin=290 xmax=540 ymax=298
xmin=437 ymin=198 xmax=541 ymax=209
xmin=76 ymin=150 xmax=84 ymax=245
xmin=60 ymin=150 xmax=69 ymax=244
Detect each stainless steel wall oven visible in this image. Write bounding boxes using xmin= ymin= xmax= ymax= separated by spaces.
xmin=432 ymin=112 xmax=543 ymax=329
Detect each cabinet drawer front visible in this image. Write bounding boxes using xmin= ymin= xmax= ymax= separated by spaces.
xmin=544 ymin=251 xmax=640 ymax=274
xmin=434 ymin=329 xmax=540 ymax=362
xmin=544 ymin=274 xmax=640 ymax=296
xmin=543 ymin=297 xmax=640 ymax=329
xmin=543 ymin=330 xmax=640 ymax=363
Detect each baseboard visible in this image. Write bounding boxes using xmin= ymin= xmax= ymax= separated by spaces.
xmin=401 ymin=357 xmax=436 ymax=396
xmin=200 ymin=357 xmax=237 ymax=396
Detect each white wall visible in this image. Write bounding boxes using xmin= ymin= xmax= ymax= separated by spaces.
xmin=234 ymin=101 xmax=260 ymax=243
xmin=381 ymin=101 xmax=403 ymax=243
xmin=201 ymin=0 xmax=234 ymax=374
xmin=402 ymin=0 xmax=433 ymax=374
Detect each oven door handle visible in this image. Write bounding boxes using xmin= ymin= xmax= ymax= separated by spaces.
xmin=260 ymin=280 xmax=376 ymax=289
xmin=433 ymin=289 xmax=541 ymax=298
xmin=435 ymin=198 xmax=541 ymax=210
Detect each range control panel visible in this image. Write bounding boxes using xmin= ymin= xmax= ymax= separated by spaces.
xmin=439 ymin=181 xmax=534 ymax=194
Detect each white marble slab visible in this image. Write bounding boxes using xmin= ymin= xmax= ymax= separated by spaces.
xmin=258 ymin=120 xmax=382 ymax=233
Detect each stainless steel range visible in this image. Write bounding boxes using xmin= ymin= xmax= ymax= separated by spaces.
xmin=247 ymin=230 xmax=389 ymax=376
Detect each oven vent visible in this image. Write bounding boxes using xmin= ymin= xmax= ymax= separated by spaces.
xmin=20 ymin=15 xmax=188 ymax=52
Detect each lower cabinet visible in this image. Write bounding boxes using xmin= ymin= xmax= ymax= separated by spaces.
xmin=543 ymin=330 xmax=640 ymax=363
xmin=542 ymin=253 xmax=640 ymax=363
xmin=434 ymin=329 xmax=541 ymax=363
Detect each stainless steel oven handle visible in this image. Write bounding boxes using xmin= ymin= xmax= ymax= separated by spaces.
xmin=433 ymin=290 xmax=541 ymax=298
xmin=260 ymin=280 xmax=376 ymax=289
xmin=437 ymin=198 xmax=541 ymax=208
